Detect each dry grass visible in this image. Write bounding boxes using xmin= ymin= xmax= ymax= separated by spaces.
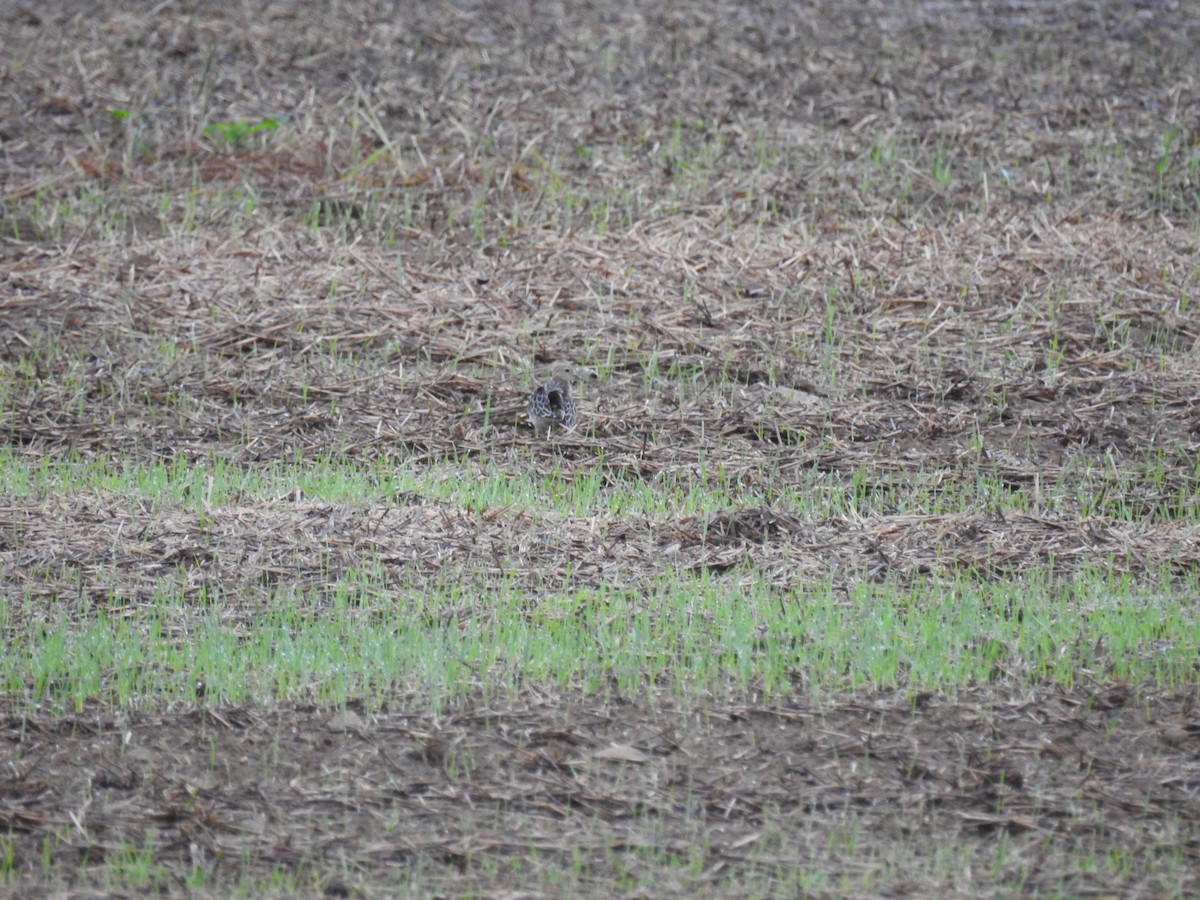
xmin=3 ymin=0 xmax=1200 ymax=895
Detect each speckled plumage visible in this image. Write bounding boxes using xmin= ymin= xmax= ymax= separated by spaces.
xmin=528 ymin=377 xmax=578 ymax=435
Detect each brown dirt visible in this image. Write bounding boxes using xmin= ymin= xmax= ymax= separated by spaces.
xmin=5 ymin=685 xmax=1200 ymax=897
xmin=3 ymin=0 xmax=1200 ymax=895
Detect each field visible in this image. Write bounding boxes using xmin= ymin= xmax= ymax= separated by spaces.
xmin=3 ymin=0 xmax=1200 ymax=895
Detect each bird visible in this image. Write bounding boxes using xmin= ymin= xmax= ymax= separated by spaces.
xmin=528 ymin=371 xmax=578 ymax=436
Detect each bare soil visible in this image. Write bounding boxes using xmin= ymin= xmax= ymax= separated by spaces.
xmin=5 ymin=686 xmax=1200 ymax=897
xmin=3 ymin=0 xmax=1200 ymax=895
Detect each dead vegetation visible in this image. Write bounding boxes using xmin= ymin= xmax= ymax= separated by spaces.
xmin=3 ymin=0 xmax=1200 ymax=894
xmin=5 ymin=685 xmax=1199 ymax=897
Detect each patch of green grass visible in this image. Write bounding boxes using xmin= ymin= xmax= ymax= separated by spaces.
xmin=0 ymin=837 xmax=12 ymax=885
xmin=202 ymin=118 xmax=283 ymax=145
xmin=103 ymin=841 xmax=169 ymax=892
xmin=4 ymin=555 xmax=1198 ymax=713
xmin=24 ymin=830 xmax=334 ymax=899
xmin=4 ymin=438 xmax=1200 ymax=529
